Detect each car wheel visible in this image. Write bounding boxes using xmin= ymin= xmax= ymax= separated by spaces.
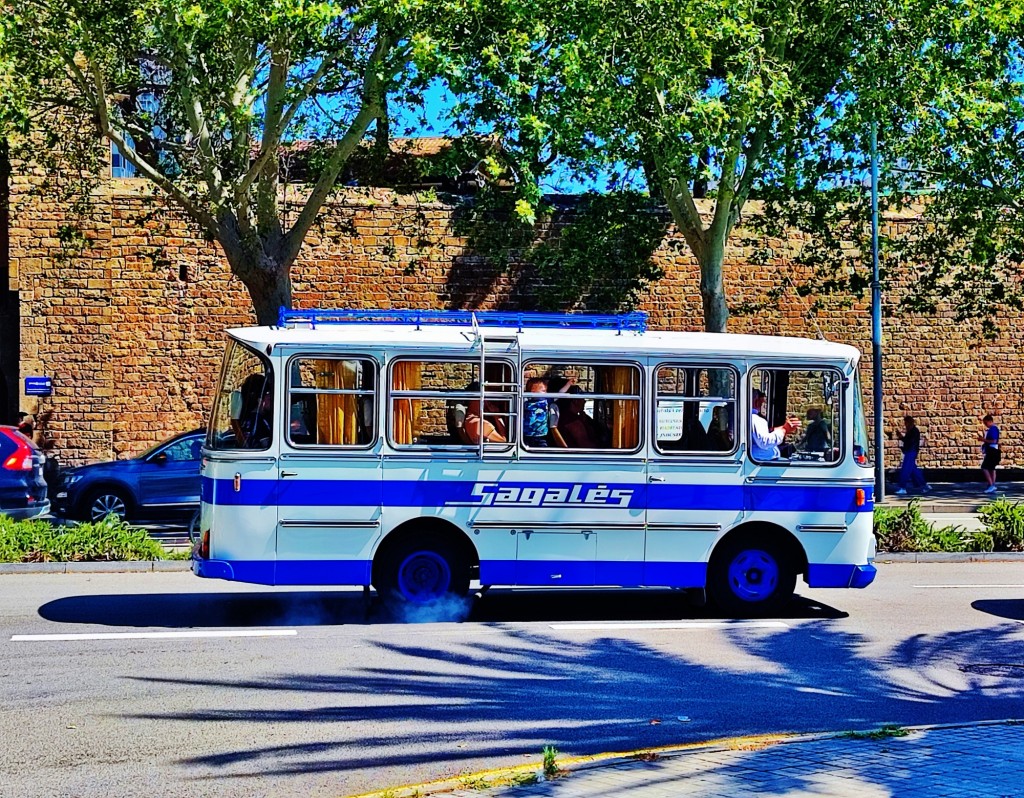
xmin=375 ymin=535 xmax=470 ymax=606
xmin=708 ymin=534 xmax=796 ymax=617
xmin=85 ymin=489 xmax=131 ymax=522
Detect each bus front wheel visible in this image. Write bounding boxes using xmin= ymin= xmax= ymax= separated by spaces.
xmin=375 ymin=536 xmax=470 ymax=606
xmin=708 ymin=535 xmax=796 ymax=617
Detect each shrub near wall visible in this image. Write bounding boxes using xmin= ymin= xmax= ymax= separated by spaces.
xmin=874 ymin=499 xmax=1024 ymax=553
xmin=977 ymin=500 xmax=1024 ymax=551
xmin=0 ymin=515 xmax=172 ymax=562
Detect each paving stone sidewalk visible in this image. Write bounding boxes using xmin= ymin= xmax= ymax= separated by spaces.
xmin=446 ymin=721 xmax=1022 ymax=798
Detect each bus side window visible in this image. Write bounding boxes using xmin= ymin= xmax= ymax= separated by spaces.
xmin=748 ymin=367 xmax=843 ymax=463
xmin=522 ymin=362 xmax=642 ymax=451
xmin=287 ymin=357 xmax=377 ymax=447
xmin=655 ymin=365 xmax=738 ymax=455
xmin=390 ymin=360 xmax=514 ymax=448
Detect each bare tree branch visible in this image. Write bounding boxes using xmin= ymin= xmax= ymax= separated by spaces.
xmin=280 ymin=33 xmax=396 ymax=265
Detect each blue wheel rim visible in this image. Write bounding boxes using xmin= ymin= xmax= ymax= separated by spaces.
xmin=397 ymin=550 xmax=451 ymax=603
xmin=726 ymin=549 xmax=780 ymax=603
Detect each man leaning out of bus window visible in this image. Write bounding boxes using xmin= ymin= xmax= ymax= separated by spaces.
xmin=750 ymin=389 xmax=801 ymax=460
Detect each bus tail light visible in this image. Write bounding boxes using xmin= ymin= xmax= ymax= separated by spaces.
xmin=200 ymin=530 xmax=210 ymax=560
xmin=855 ymin=488 xmax=865 ymax=507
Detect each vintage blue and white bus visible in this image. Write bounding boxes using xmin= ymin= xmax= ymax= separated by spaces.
xmin=193 ymin=309 xmax=876 ymax=614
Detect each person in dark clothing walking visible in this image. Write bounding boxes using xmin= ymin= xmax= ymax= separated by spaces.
xmin=978 ymin=414 xmax=1001 ymax=494
xmin=895 ymin=415 xmax=930 ymax=495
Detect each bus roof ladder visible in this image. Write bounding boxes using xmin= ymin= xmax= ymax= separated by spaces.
xmin=475 ymin=327 xmax=522 ymax=459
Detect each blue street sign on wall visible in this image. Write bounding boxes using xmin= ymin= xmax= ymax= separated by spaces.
xmin=25 ymin=376 xmax=53 ymax=397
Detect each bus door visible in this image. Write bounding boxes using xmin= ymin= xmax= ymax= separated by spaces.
xmin=275 ymin=355 xmax=382 ymax=586
xmin=513 ymin=360 xmax=647 ymax=587
xmin=646 ymin=364 xmax=743 ymax=587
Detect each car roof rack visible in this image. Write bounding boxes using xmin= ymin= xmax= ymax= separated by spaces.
xmin=276 ymin=308 xmax=648 ymax=333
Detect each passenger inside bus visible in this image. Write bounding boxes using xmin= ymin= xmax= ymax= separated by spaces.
xmin=554 ymin=386 xmax=611 ymax=448
xmin=801 ymin=407 xmax=832 ymax=459
xmin=463 ymin=395 xmax=508 ymax=443
xmin=231 ymin=373 xmax=273 ymax=449
xmin=750 ymin=388 xmax=800 ymax=460
xmin=523 ymin=376 xmax=574 ymax=447
xmin=708 ymin=405 xmax=734 ymax=451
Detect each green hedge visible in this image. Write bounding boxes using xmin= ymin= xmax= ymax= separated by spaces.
xmin=5 ymin=500 xmax=1021 ymax=561
xmin=874 ymin=499 xmax=1024 ymax=553
xmin=0 ymin=515 xmax=176 ymax=563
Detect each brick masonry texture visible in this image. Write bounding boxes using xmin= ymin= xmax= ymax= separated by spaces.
xmin=8 ymin=178 xmax=1021 ymax=468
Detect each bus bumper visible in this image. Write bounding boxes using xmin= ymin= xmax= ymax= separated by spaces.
xmin=806 ymin=563 xmax=877 ymax=589
xmin=192 ymin=558 xmax=235 ymax=580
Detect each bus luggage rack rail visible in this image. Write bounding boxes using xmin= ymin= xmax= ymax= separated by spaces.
xmin=277 ymin=308 xmax=648 ymax=333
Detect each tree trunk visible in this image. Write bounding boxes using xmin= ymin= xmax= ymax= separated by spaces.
xmin=218 ymin=217 xmax=294 ymax=326
xmin=699 ymin=236 xmax=729 ymax=333
xmin=240 ymin=259 xmax=293 ymax=326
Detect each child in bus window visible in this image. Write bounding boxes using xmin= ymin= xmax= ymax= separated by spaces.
xmin=524 ymin=376 xmax=573 ymax=447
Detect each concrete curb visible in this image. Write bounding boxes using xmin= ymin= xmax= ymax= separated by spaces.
xmin=875 ymin=552 xmax=1024 ymax=562
xmin=344 ymin=719 xmax=1024 ymax=798
xmin=0 ymin=560 xmax=192 ymax=574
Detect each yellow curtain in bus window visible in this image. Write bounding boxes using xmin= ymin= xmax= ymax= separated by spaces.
xmin=315 ymin=360 xmax=359 ymax=445
xmin=600 ymin=366 xmax=640 ymax=449
xmin=391 ymin=361 xmax=423 ymax=445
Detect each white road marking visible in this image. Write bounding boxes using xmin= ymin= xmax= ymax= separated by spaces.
xmin=11 ymin=629 xmax=298 ymax=642
xmin=912 ymin=585 xmax=1024 ymax=589
xmin=549 ymin=621 xmax=788 ymax=631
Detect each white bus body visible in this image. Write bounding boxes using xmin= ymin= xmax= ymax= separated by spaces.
xmin=194 ymin=310 xmax=876 ymax=614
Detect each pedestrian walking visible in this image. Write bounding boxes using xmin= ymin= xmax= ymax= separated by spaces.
xmin=978 ymin=414 xmax=1001 ymax=493
xmin=895 ymin=415 xmax=930 ymax=495
xmin=16 ymin=412 xmax=33 ymax=438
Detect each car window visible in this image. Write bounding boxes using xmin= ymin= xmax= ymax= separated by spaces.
xmin=161 ymin=437 xmax=203 ymax=462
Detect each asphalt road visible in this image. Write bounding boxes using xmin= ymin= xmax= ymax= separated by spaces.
xmin=1 ymin=564 xmax=1022 ymax=798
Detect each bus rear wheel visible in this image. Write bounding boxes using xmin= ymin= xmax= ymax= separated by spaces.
xmin=708 ymin=534 xmax=796 ymax=617
xmin=375 ymin=536 xmax=470 ymax=606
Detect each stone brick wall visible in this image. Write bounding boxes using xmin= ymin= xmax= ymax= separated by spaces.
xmin=8 ymin=178 xmax=1022 ymax=470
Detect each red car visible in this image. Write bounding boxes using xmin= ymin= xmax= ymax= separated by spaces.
xmin=0 ymin=426 xmax=50 ymax=521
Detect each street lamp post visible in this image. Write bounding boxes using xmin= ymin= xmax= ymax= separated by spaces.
xmin=870 ymin=121 xmax=885 ymax=502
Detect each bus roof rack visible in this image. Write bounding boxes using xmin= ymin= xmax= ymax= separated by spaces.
xmin=277 ymin=308 xmax=648 ymax=333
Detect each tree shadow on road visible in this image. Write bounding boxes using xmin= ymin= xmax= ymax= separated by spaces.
xmin=114 ymin=616 xmax=1024 ymax=792
xmin=512 ymin=722 xmax=1024 ymax=798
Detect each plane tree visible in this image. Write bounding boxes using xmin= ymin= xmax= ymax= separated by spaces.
xmin=0 ymin=0 xmax=495 ymax=324
xmin=449 ymin=0 xmax=1014 ymax=332
xmin=884 ymin=4 xmax=1024 ymax=337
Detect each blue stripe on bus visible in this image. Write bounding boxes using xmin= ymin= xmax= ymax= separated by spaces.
xmin=202 ymin=477 xmax=873 ymax=513
xmin=193 ymin=557 xmax=372 ymax=586
xmin=483 ymin=561 xmax=704 ymax=588
xmin=195 ymin=557 xmax=717 ymax=589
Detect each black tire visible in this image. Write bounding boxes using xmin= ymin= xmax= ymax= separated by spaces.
xmin=82 ymin=487 xmax=132 ymax=522
xmin=374 ymin=535 xmax=470 ymax=607
xmin=707 ymin=533 xmax=796 ymax=617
